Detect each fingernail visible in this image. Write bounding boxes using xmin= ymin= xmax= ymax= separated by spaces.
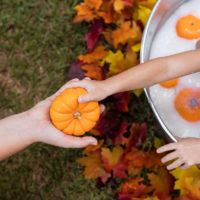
xmin=91 ymin=141 xmax=97 ymax=146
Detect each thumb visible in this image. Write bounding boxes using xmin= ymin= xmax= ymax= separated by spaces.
xmin=78 ymin=93 xmax=95 ymax=103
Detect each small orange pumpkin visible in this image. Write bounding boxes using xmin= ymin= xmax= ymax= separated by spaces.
xmin=160 ymin=78 xmax=179 ymax=88
xmin=176 ymin=15 xmax=200 ymax=40
xmin=174 ymin=88 xmax=200 ymax=122
xmin=50 ymin=88 xmax=100 ymax=136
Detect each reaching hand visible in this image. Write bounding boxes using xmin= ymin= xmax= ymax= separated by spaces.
xmin=157 ymin=137 xmax=200 ymax=170
xmin=64 ymin=78 xmax=109 ymax=103
xmin=26 ymin=78 xmax=104 ymax=148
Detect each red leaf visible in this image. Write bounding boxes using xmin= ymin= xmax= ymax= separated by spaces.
xmin=113 ymin=122 xmax=130 ymax=146
xmin=67 ymin=61 xmax=85 ymax=80
xmin=103 ymin=92 xmax=130 ymax=112
xmin=86 ymin=19 xmax=104 ymax=50
xmin=126 ymin=123 xmax=147 ymax=149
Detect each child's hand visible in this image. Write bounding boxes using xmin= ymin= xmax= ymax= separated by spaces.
xmin=157 ymin=138 xmax=200 ymax=170
xmin=26 ymin=78 xmax=104 ymax=148
xmin=64 ymin=78 xmax=110 ymax=103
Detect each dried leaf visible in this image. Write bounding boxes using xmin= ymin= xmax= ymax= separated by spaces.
xmin=148 ymin=167 xmax=174 ymax=195
xmin=86 ymin=19 xmax=104 ymax=50
xmin=101 ymin=146 xmax=124 ymax=172
xmin=170 ymin=166 xmax=200 ymax=195
xmin=83 ymin=139 xmax=104 ymax=155
xmin=78 ymin=153 xmax=111 ymax=183
xmin=79 ymin=46 xmax=108 ymax=64
xmin=82 ymin=63 xmax=103 ymax=80
xmin=111 ymin=21 xmax=138 ymax=47
xmin=67 ymin=61 xmax=85 ymax=80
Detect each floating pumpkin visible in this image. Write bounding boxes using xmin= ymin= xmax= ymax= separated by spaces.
xmin=176 ymin=15 xmax=200 ymax=40
xmin=50 ymin=88 xmax=100 ymax=136
xmin=160 ymin=78 xmax=179 ymax=88
xmin=174 ymin=88 xmax=200 ymax=122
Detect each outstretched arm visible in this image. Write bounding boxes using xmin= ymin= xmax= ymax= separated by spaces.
xmin=0 ymin=80 xmax=98 ymax=161
xmin=65 ymin=49 xmax=200 ymax=102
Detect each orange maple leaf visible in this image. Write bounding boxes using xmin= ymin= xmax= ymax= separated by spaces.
xmin=97 ymin=0 xmax=119 ymax=23
xmin=73 ymin=0 xmax=103 ymax=22
xmin=78 ymin=153 xmax=111 ymax=183
xmin=126 ymin=147 xmax=162 ymax=169
xmin=81 ymin=63 xmax=103 ymax=80
xmin=79 ymin=46 xmax=108 ymax=64
xmin=111 ymin=21 xmax=141 ymax=47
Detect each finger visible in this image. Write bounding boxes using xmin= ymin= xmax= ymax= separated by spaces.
xmin=161 ymin=152 xmax=179 ymax=163
xmin=63 ymin=135 xmax=98 ymax=148
xmin=180 ymin=163 xmax=190 ymax=170
xmin=84 ymin=77 xmax=91 ymax=80
xmin=78 ymin=93 xmax=94 ymax=103
xmin=157 ymin=143 xmax=178 ymax=153
xmin=100 ymin=104 xmax=105 ymax=113
xmin=167 ymin=159 xmax=184 ymax=170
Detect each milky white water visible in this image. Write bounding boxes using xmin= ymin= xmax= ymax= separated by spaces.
xmin=149 ymin=0 xmax=200 ymax=138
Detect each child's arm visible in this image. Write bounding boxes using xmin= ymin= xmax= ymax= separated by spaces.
xmin=0 ymin=80 xmax=98 ymax=161
xmin=65 ymin=49 xmax=200 ymax=103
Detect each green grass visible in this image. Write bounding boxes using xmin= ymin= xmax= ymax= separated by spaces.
xmin=0 ymin=0 xmax=115 ymax=199
xmin=0 ymin=0 xmax=159 ymax=199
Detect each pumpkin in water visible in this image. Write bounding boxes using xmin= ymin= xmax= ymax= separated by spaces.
xmin=160 ymin=78 xmax=179 ymax=88
xmin=50 ymin=88 xmax=100 ymax=136
xmin=174 ymin=88 xmax=200 ymax=122
xmin=176 ymin=15 xmax=200 ymax=40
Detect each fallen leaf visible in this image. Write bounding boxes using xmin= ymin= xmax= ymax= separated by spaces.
xmin=83 ymin=139 xmax=104 ymax=155
xmin=78 ymin=153 xmax=111 ymax=183
xmin=67 ymin=61 xmax=85 ymax=80
xmin=170 ymin=166 xmax=200 ymax=195
xmin=148 ymin=167 xmax=174 ymax=195
xmin=82 ymin=63 xmax=103 ymax=80
xmin=101 ymin=146 xmax=124 ymax=172
xmin=79 ymin=46 xmax=108 ymax=64
xmin=86 ymin=19 xmax=104 ymax=50
xmin=111 ymin=21 xmax=138 ymax=48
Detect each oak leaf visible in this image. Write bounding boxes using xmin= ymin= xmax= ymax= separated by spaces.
xmin=79 ymin=46 xmax=108 ymax=64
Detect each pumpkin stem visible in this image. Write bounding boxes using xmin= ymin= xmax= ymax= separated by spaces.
xmin=73 ymin=111 xmax=82 ymax=120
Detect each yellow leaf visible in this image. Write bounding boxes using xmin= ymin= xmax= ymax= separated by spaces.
xmin=132 ymin=43 xmax=141 ymax=53
xmin=139 ymin=0 xmax=157 ymax=9
xmin=114 ymin=0 xmax=124 ymax=13
xmin=133 ymin=5 xmax=152 ymax=25
xmin=79 ymin=46 xmax=108 ymax=64
xmin=182 ymin=176 xmax=200 ymax=198
xmin=153 ymin=137 xmax=165 ymax=149
xmin=101 ymin=146 xmax=124 ymax=169
xmin=170 ymin=165 xmax=200 ymax=195
xmin=132 ymin=89 xmax=143 ymax=97
xmin=101 ymin=49 xmax=137 ymax=75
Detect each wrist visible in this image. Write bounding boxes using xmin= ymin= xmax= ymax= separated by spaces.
xmin=102 ymin=78 xmax=121 ymax=97
xmin=14 ymin=111 xmax=38 ymax=144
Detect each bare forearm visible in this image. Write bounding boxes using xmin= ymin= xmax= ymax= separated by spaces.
xmin=0 ymin=112 xmax=35 ymax=160
xmin=104 ymin=49 xmax=200 ymax=95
